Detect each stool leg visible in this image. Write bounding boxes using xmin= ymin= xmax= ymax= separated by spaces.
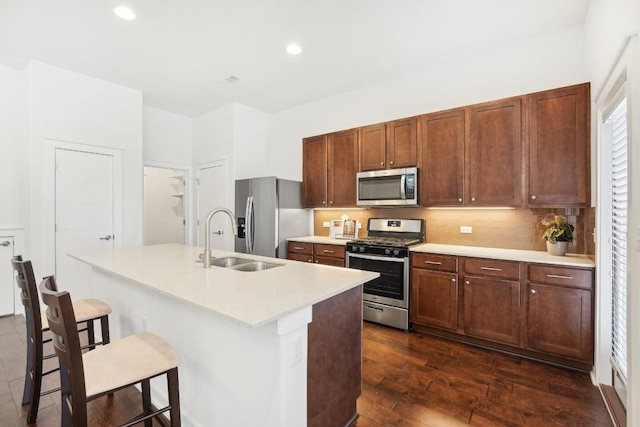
xmin=167 ymin=368 xmax=181 ymax=427
xmin=142 ymin=378 xmax=152 ymax=427
xmin=100 ymin=315 xmax=110 ymax=345
xmin=86 ymin=320 xmax=96 ymax=350
xmin=23 ymin=310 xmax=43 ymax=423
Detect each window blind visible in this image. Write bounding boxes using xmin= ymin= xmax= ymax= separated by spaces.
xmin=606 ymin=96 xmax=628 ymax=384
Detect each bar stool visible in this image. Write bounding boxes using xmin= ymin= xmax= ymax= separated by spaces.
xmin=11 ymin=256 xmax=112 ymax=423
xmin=40 ymin=276 xmax=182 ymax=427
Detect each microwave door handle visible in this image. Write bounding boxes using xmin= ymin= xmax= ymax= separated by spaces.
xmin=400 ymin=174 xmax=407 ymax=200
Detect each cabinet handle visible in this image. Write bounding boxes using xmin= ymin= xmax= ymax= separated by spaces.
xmin=424 ymin=261 xmax=442 ymax=265
xmin=380 ymin=162 xmax=384 ymax=166
xmin=480 ymin=266 xmax=502 ymax=272
xmin=458 ymin=198 xmax=463 ymax=203
xmin=531 ymin=289 xmax=537 ymax=294
xmin=315 ymin=260 xmax=319 ymax=263
xmin=465 ymin=280 xmax=470 ymax=285
xmin=294 ymin=246 xmax=305 ymax=250
xmin=547 ymin=274 xmax=573 ymax=280
xmin=531 ymin=195 xmax=537 ymax=200
xmin=390 ymin=161 xmax=394 ymax=165
xmin=471 ymin=197 xmax=476 ymax=202
xmin=451 ymin=278 xmax=456 ymax=282
xmin=322 ymin=250 xmax=334 ymax=254
xmin=329 ymin=200 xmax=333 ymax=204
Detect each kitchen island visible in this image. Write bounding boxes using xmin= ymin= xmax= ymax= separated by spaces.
xmin=70 ymin=244 xmax=378 ymax=427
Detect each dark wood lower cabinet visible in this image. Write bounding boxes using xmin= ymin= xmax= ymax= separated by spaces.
xmin=411 ymin=254 xmax=595 ymax=371
xmin=463 ymin=275 xmax=520 ymax=345
xmin=526 ymin=282 xmax=593 ymax=361
xmin=411 ymin=269 xmax=458 ymax=331
xmin=307 ymin=285 xmax=362 ymax=427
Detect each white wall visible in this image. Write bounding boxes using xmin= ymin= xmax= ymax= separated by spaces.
xmin=0 ymin=64 xmax=27 ymax=229
xmin=143 ymin=106 xmax=193 ymax=166
xmin=268 ymin=25 xmax=588 ymax=180
xmin=234 ymin=103 xmax=270 ymax=180
xmin=144 ymin=167 xmax=185 ymax=245
xmin=27 ymin=61 xmax=143 ymax=277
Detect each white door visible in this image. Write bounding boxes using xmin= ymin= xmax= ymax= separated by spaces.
xmin=197 ymin=163 xmax=229 ymax=250
xmin=0 ymin=236 xmax=14 ymax=316
xmin=55 ymin=148 xmax=114 ymax=299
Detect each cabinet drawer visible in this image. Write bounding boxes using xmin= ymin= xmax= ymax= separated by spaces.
xmin=464 ymin=258 xmax=520 ymax=280
xmin=314 ymin=244 xmax=345 ymax=259
xmin=412 ymin=253 xmax=458 ymax=272
xmin=289 ymin=253 xmax=313 ymax=263
xmin=314 ymin=256 xmax=345 ymax=267
xmin=288 ymin=241 xmax=313 ymax=255
xmin=529 ymin=265 xmax=593 ymax=290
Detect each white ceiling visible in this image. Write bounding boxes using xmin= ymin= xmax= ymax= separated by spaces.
xmin=0 ymin=0 xmax=590 ymax=117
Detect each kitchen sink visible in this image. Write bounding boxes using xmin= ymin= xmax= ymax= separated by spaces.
xmin=211 ymin=257 xmax=253 ymax=268
xmin=230 ymin=261 xmax=284 ymax=272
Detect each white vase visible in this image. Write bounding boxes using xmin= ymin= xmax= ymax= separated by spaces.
xmin=546 ymin=241 xmax=569 ymax=256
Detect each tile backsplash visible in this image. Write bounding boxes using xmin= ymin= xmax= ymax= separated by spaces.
xmin=313 ymin=207 xmax=595 ymax=256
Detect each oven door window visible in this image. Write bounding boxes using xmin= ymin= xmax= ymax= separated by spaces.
xmin=349 ymin=256 xmax=405 ymax=300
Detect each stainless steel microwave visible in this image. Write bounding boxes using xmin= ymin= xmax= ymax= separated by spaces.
xmin=356 ymin=167 xmax=418 ymax=206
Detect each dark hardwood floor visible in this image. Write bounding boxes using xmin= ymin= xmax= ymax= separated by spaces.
xmin=355 ymin=322 xmax=612 ymax=427
xmin=1 ymin=314 xmax=612 ymax=426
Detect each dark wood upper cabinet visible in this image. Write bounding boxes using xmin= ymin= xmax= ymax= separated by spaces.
xmin=360 ymin=119 xmax=417 ymax=171
xmin=467 ymin=97 xmax=523 ymax=207
xmin=327 ymin=129 xmax=359 ymax=207
xmin=386 ymin=118 xmax=417 ymax=169
xmin=302 ymin=135 xmax=328 ymax=208
xmin=302 ymin=129 xmax=358 ymax=208
xmin=418 ymin=109 xmax=465 ymax=206
xmin=359 ymin=124 xmax=386 ymax=171
xmin=527 ymin=83 xmax=590 ymax=207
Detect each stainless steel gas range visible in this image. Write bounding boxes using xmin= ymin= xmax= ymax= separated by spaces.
xmin=345 ymin=218 xmax=425 ymax=330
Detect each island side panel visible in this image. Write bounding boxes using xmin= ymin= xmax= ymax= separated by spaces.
xmin=308 ymin=285 xmax=363 ymax=427
xmin=89 ymin=267 xmax=310 ymax=427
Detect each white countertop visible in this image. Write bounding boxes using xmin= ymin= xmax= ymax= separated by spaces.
xmin=411 ymin=243 xmax=595 ymax=268
xmin=287 ymin=236 xmax=350 ymax=245
xmin=70 ymin=244 xmax=378 ymax=328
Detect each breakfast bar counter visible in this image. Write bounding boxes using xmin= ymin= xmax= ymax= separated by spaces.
xmin=70 ymin=243 xmax=378 ymax=427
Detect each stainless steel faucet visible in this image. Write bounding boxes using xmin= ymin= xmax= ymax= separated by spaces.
xmin=203 ymin=207 xmax=238 ymax=268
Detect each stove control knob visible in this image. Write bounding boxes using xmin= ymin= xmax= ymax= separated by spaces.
xmin=384 ymin=248 xmax=391 ymax=255
xmin=359 ymin=246 xmax=365 ymax=253
xmin=393 ymin=249 xmax=400 ymax=256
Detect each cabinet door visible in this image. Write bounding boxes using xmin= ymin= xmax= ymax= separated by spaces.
xmin=463 ymin=276 xmax=520 ymax=345
xmin=359 ymin=124 xmax=387 ymax=171
xmin=467 ymin=98 xmax=523 ymax=207
xmin=526 ymin=283 xmax=593 ymax=362
xmin=302 ymin=135 xmax=328 ymax=208
xmin=419 ymin=110 xmax=465 ymax=206
xmin=411 ymin=269 xmax=458 ymax=330
xmin=527 ymin=83 xmax=590 ymax=206
xmin=386 ymin=118 xmax=417 ymax=169
xmin=327 ymin=129 xmax=359 ymax=207
xmin=289 ymin=253 xmax=313 ymax=263
xmin=314 ymin=256 xmax=345 ymax=267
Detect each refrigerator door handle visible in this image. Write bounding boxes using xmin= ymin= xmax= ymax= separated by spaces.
xmin=245 ymin=196 xmax=252 ymax=253
xmin=249 ymin=196 xmax=256 ymax=254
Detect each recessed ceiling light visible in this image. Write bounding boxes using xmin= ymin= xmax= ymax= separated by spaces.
xmin=114 ymin=6 xmax=136 ymax=21
xmin=286 ymin=44 xmax=302 ymax=55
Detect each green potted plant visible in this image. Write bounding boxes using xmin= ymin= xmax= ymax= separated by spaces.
xmin=541 ymin=213 xmax=574 ymax=256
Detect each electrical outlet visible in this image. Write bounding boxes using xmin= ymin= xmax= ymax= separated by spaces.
xmin=322 ymin=221 xmax=330 ymax=228
xmin=460 ymin=226 xmax=473 ymax=234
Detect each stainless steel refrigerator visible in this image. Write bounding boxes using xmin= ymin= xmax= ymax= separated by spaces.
xmin=235 ymin=177 xmax=311 ymax=258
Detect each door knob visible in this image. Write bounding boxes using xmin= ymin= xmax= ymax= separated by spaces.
xmin=99 ymin=235 xmax=113 ymax=241
xmin=0 ymin=241 xmax=10 ymax=247
xmin=212 ymin=230 xmax=223 ymax=235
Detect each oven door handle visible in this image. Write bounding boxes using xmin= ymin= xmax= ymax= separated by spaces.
xmin=347 ymin=253 xmax=407 ymax=263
